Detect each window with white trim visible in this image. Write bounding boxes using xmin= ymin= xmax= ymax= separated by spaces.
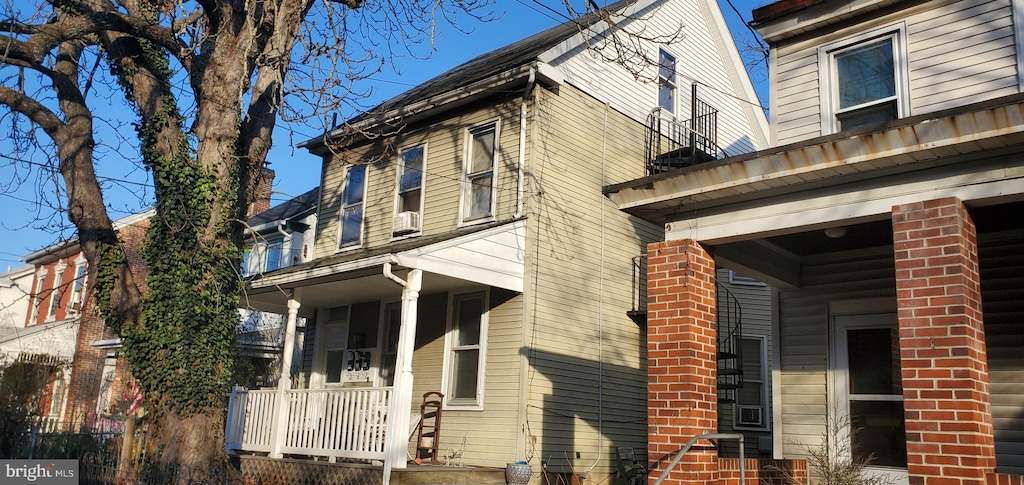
xmin=443 ymin=291 xmax=488 ymax=408
xmin=264 ymin=237 xmax=284 ymax=272
xmin=338 ymin=164 xmax=367 ymax=249
xmin=394 ymin=144 xmax=425 ymax=235
xmin=47 ymin=262 xmax=67 ymax=320
xmin=658 ymin=49 xmax=677 ymax=113
xmin=30 ymin=268 xmax=47 ymax=324
xmin=380 ymin=302 xmax=401 ymax=386
xmin=68 ymin=261 xmax=87 ymax=314
xmin=820 ymin=26 xmax=908 ymax=133
xmin=461 ymin=123 xmax=498 ymax=223
xmin=734 ymin=335 xmax=769 ymax=431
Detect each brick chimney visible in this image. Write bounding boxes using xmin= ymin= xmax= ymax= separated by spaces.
xmin=249 ymin=164 xmax=275 ymax=218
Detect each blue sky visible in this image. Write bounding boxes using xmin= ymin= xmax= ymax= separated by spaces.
xmin=0 ymin=0 xmax=767 ymax=270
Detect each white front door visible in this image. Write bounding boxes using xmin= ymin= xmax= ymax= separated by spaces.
xmin=832 ymin=313 xmax=909 ymax=485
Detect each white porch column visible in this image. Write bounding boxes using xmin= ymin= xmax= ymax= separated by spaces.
xmin=269 ymin=291 xmax=301 ymax=459
xmin=382 ymin=266 xmax=422 ymax=483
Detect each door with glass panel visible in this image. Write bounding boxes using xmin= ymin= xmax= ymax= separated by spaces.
xmin=832 ymin=313 xmax=909 ymax=484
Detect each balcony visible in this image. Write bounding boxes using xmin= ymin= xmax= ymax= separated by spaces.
xmin=646 ymin=85 xmax=725 ymax=176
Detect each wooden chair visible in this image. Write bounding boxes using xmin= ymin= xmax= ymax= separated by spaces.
xmin=615 ymin=447 xmax=648 ymax=485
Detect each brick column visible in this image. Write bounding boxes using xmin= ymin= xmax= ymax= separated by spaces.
xmin=647 ymin=239 xmax=719 ymax=485
xmin=892 ymin=197 xmax=995 ymax=485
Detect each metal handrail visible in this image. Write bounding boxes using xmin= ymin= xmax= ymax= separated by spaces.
xmin=651 ymin=433 xmax=745 ymax=485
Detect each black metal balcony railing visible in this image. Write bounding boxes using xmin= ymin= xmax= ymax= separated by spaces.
xmin=646 ymin=84 xmax=725 ymax=176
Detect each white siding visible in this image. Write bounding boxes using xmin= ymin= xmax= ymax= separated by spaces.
xmin=544 ymin=0 xmax=769 ymax=155
xmin=770 ymin=0 xmax=1020 ymax=146
xmin=776 ymin=247 xmax=896 ymax=458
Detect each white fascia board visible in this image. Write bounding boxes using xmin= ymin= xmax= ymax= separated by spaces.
xmin=248 ymin=254 xmax=399 ymax=290
xmin=665 ymin=163 xmax=1024 ymax=243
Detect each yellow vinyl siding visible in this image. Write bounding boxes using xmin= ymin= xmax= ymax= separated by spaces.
xmin=314 ymin=99 xmax=524 ymax=258
xmin=520 ymin=83 xmax=660 ymax=479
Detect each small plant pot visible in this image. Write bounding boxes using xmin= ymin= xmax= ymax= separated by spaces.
xmin=506 ymin=461 xmax=532 ymax=485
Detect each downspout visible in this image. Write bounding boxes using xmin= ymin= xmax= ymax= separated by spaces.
xmin=276 ymin=223 xmax=291 ymax=265
xmin=515 ymin=68 xmax=536 ymax=219
xmin=381 ymin=261 xmax=422 ymax=485
xmin=584 ymin=102 xmax=610 ymax=479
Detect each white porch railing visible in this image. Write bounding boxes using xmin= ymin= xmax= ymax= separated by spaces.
xmin=225 ymin=386 xmax=393 ymax=461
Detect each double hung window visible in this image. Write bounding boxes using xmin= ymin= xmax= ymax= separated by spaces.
xmin=68 ymin=262 xmax=87 ymax=313
xmin=443 ymin=291 xmax=488 ymax=408
xmin=394 ymin=145 xmax=425 ymax=235
xmin=658 ymin=49 xmax=677 ymax=113
xmin=339 ymin=164 xmax=366 ymax=249
xmin=820 ymin=27 xmax=908 ymax=133
xmin=462 ymin=123 xmax=498 ymax=223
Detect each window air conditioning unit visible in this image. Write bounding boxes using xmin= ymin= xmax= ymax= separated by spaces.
xmin=737 ymin=405 xmax=763 ymax=427
xmin=393 ymin=211 xmax=421 ymax=234
xmin=69 ymin=300 xmax=81 ymax=312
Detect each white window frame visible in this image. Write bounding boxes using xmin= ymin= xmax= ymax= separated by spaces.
xmin=29 ymin=268 xmax=48 ymax=324
xmin=728 ymin=270 xmax=766 ymax=287
xmin=68 ymin=256 xmax=87 ymax=314
xmin=393 ymin=144 xmax=427 ymax=237
xmin=829 ymin=309 xmax=909 ymax=485
xmin=733 ymin=335 xmax=770 ymax=432
xmin=658 ymin=48 xmax=678 ymax=114
xmin=459 ymin=121 xmax=499 ymax=225
xmin=337 ymin=164 xmax=368 ymax=251
xmin=263 ymin=237 xmax=285 ymax=272
xmin=46 ymin=261 xmax=67 ymax=321
xmin=818 ymin=24 xmax=910 ymax=135
xmin=441 ymin=289 xmax=489 ymax=410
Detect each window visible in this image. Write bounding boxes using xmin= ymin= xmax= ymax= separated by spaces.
xmin=658 ymin=49 xmax=677 ymax=113
xmin=734 ymin=336 xmax=769 ymax=430
xmin=68 ymin=261 xmax=87 ymax=313
xmin=462 ymin=123 xmax=498 ymax=223
xmin=338 ymin=164 xmax=366 ymax=249
xmin=443 ymin=291 xmax=488 ymax=408
xmin=30 ymin=268 xmax=47 ymax=324
xmin=47 ymin=262 xmax=67 ymax=320
xmin=820 ymin=27 xmax=908 ymax=133
xmin=264 ymin=238 xmax=284 ymax=272
xmin=728 ymin=270 xmax=766 ymax=287
xmin=394 ymin=145 xmax=425 ymax=235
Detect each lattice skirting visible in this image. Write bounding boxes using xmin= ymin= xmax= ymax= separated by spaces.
xmin=239 ymin=455 xmax=383 ymax=485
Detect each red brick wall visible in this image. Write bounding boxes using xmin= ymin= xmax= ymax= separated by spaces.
xmin=892 ymin=197 xmax=995 ymax=485
xmin=249 ymin=165 xmax=275 ymax=218
xmin=718 ymin=458 xmax=807 ymax=485
xmin=647 ymin=239 xmax=719 ymax=484
xmin=988 ymin=473 xmax=1024 ymax=485
xmin=24 ymin=255 xmax=81 ymax=326
xmin=65 ymin=216 xmax=150 ymax=430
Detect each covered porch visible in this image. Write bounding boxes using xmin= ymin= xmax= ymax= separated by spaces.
xmin=225 ymin=221 xmax=525 ymax=482
xmin=605 ymin=94 xmax=1024 ymax=484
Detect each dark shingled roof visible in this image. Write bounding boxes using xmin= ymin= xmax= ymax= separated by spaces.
xmin=343 ymin=0 xmax=636 ymax=124
xmin=248 ymin=187 xmax=319 ymax=227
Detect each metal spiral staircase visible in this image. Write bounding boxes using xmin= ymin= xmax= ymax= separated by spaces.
xmin=628 ymin=257 xmax=744 ymax=402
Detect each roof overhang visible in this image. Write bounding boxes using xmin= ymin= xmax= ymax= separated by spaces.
xmin=751 ymin=0 xmax=907 ymax=43
xmin=604 ymin=92 xmax=1024 ymax=230
xmin=299 ymin=63 xmax=563 ymax=155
